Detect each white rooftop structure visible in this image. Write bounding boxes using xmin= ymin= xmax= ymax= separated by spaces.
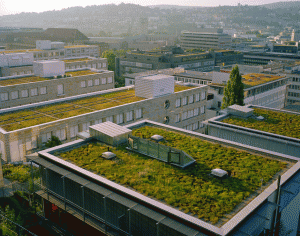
xmin=89 ymin=121 xmax=132 ymax=146
xmin=227 ymin=105 xmax=254 ymax=118
xmin=33 ymin=60 xmax=65 ymax=77
xmin=211 ymin=168 xmax=228 ymax=178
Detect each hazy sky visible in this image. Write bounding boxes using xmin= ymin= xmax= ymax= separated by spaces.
xmin=0 ymin=0 xmax=299 ymax=15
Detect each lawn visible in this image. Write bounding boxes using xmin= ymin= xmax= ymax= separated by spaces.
xmin=57 ymin=126 xmax=286 ymax=225
xmin=222 ymin=108 xmax=300 ymax=139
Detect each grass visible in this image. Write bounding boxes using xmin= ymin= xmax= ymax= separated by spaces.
xmin=222 ymin=108 xmax=300 ymax=139
xmin=65 ymin=70 xmax=98 ymax=76
xmin=242 ymin=73 xmax=283 ymax=87
xmin=57 ymin=126 xmax=286 ymax=225
xmin=0 ymin=76 xmax=49 ymax=86
xmin=0 ymin=89 xmax=144 ymax=131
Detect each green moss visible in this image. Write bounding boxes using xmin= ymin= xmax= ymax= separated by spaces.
xmin=222 ymin=108 xmax=300 ymax=139
xmin=58 ymin=126 xmax=286 ymax=225
xmin=3 ymin=164 xmax=39 ymax=183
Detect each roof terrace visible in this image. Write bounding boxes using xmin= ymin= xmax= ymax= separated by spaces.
xmin=0 ymin=85 xmax=191 ymax=131
xmin=222 ymin=107 xmax=300 ymax=139
xmin=54 ymin=125 xmax=288 ymax=226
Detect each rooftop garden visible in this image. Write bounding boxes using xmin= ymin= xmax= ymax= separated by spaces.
xmin=65 ymin=70 xmax=98 ymax=76
xmin=222 ymin=108 xmax=300 ymax=139
xmin=242 ymin=73 xmax=283 ymax=87
xmin=65 ymin=45 xmax=91 ymax=48
xmin=2 ymin=49 xmax=41 ymax=54
xmin=57 ymin=126 xmax=286 ymax=225
xmin=3 ymin=164 xmax=39 ymax=183
xmin=0 ymin=76 xmax=49 ymax=86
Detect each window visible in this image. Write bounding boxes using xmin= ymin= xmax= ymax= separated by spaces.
xmin=175 ymin=98 xmax=181 ymax=107
xmin=97 ymin=63 xmax=101 ymax=68
xmin=126 ymin=111 xmax=133 ymax=122
xmin=11 ymin=91 xmax=18 ymax=100
xmin=187 ymin=110 xmax=193 ymax=118
xmin=135 ymin=108 xmax=142 ymax=119
xmin=94 ymin=119 xmax=102 ymax=124
xmin=201 ymin=91 xmax=206 ymax=100
xmin=200 ymin=106 xmax=205 ymax=114
xmin=88 ymin=80 xmax=93 ymax=87
xmin=40 ymin=87 xmax=47 ymax=95
xmin=116 ymin=114 xmax=124 ymax=124
xmin=56 ymin=129 xmax=66 ymax=141
xmin=195 ymin=93 xmax=200 ymax=102
xmin=26 ymin=137 xmax=37 ymax=150
xmin=57 ymin=84 xmax=64 ymax=95
xmin=94 ymin=78 xmax=100 ymax=86
xmin=106 ymin=116 xmax=113 ymax=122
xmin=182 ymin=97 xmax=187 ymax=106
xmin=70 ymin=125 xmax=79 ymax=138
xmin=1 ymin=93 xmax=8 ymax=101
xmin=107 ymin=77 xmax=113 ymax=84
xmin=193 ymin=122 xmax=199 ymax=130
xmin=182 ymin=111 xmax=188 ymax=120
xmin=26 ymin=71 xmax=32 ymax=75
xmin=21 ymin=90 xmax=28 ymax=98
xmin=188 ymin=95 xmax=194 ymax=104
xmin=82 ymin=122 xmax=91 ymax=131
xmin=41 ymin=132 xmax=51 ymax=143
xmin=92 ymin=64 xmax=96 ymax=68
xmin=101 ymin=78 xmax=106 ymax=85
xmin=31 ymin=88 xmax=38 ymax=96
xmin=81 ymin=81 xmax=86 ymax=88
xmin=175 ymin=114 xmax=180 ymax=123
xmin=199 ymin=122 xmax=204 ymax=128
xmin=103 ymin=63 xmax=107 ymax=68
xmin=194 ymin=108 xmax=199 ymax=116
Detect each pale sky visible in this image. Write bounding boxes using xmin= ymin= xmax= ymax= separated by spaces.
xmin=0 ymin=0 xmax=299 ymax=16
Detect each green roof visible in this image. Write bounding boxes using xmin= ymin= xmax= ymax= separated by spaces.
xmin=0 ymin=76 xmax=49 ymax=86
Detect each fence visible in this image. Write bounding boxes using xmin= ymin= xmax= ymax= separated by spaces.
xmin=127 ymin=134 xmax=196 ymax=168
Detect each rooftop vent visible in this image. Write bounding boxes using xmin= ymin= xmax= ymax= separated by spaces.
xmin=151 ymin=135 xmax=164 ymax=142
xmin=257 ymin=116 xmax=265 ymax=120
xmin=102 ymin=152 xmax=116 ymax=160
xmin=211 ymin=169 xmax=228 ymax=178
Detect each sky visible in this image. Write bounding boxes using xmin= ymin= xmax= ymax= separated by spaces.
xmin=0 ymin=0 xmax=299 ymax=15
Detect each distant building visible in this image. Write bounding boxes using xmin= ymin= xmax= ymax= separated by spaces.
xmin=273 ymin=45 xmax=298 ymax=54
xmin=115 ymin=46 xmax=215 ymax=78
xmin=291 ymin=29 xmax=300 ymax=42
xmin=180 ymin=29 xmax=232 ymax=50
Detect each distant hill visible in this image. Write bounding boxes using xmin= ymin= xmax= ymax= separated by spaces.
xmin=262 ymin=1 xmax=300 ymax=9
xmin=148 ymin=5 xmax=200 ymax=9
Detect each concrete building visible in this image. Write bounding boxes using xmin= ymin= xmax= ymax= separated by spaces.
xmin=115 ymin=46 xmax=215 ymax=77
xmin=0 ymin=79 xmax=208 ymax=163
xmin=27 ymin=118 xmax=300 ymax=236
xmin=180 ymin=29 xmax=232 ymax=50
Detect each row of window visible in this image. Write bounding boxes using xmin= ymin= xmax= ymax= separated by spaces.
xmin=80 ymin=77 xmax=113 ymax=87
xmin=175 ymin=77 xmax=210 ymax=85
xmin=289 ymin=84 xmax=300 ymax=90
xmin=1 ymin=87 xmax=47 ymax=101
xmin=40 ymin=109 xmax=143 ymax=145
xmin=66 ymin=63 xmax=106 ymax=70
xmin=287 ymin=99 xmax=300 ymax=104
xmin=288 ymin=92 xmax=300 ymax=98
xmin=182 ymin=121 xmax=204 ymax=131
xmin=175 ymin=106 xmax=205 ymax=122
xmin=292 ymin=77 xmax=300 ymax=82
xmin=11 ymin=70 xmax=32 ymax=76
xmin=175 ymin=92 xmax=206 ymax=107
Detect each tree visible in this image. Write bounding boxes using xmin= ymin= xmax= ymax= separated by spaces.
xmin=45 ymin=136 xmax=62 ymax=148
xmin=221 ymin=65 xmax=244 ymax=109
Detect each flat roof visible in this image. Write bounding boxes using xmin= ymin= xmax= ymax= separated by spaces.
xmin=242 ymin=73 xmax=284 ymax=87
xmin=65 ymin=70 xmax=98 ymax=76
xmin=0 ymin=76 xmax=49 ymax=86
xmin=0 ymin=85 xmax=191 ymax=131
xmin=63 ymin=58 xmax=94 ymax=63
xmin=55 ymin=125 xmax=288 ymax=226
xmin=141 ymin=74 xmax=172 ymax=80
xmin=222 ymin=107 xmax=300 ymax=139
xmin=64 ymin=45 xmax=95 ymax=48
xmin=1 ymin=49 xmax=42 ymax=54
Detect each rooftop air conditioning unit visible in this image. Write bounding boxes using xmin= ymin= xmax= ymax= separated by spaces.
xmin=211 ymin=169 xmax=228 ymax=178
xmin=151 ymin=135 xmax=164 ymax=142
xmin=102 ymin=152 xmax=116 ymax=160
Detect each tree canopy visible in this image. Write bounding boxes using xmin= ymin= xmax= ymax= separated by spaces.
xmin=222 ymin=65 xmax=244 ymax=109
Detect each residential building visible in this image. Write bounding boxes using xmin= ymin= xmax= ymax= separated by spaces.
xmin=0 ymin=77 xmax=207 ymax=163
xmin=180 ymin=29 xmax=232 ymax=50
xmin=115 ymin=46 xmax=215 ymax=77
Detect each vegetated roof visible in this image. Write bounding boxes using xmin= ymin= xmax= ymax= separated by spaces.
xmin=56 ymin=126 xmax=287 ymax=225
xmin=65 ymin=70 xmax=98 ymax=76
xmin=222 ymin=108 xmax=300 ymax=139
xmin=0 ymin=85 xmax=193 ymax=131
xmin=242 ymin=73 xmax=284 ymax=87
xmin=64 ymin=45 xmax=94 ymax=48
xmin=0 ymin=76 xmax=49 ymax=86
xmin=63 ymin=58 xmax=93 ymax=63
xmin=1 ymin=49 xmax=42 ymax=54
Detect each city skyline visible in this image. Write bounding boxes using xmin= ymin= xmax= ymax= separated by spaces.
xmin=0 ymin=0 xmax=299 ymax=16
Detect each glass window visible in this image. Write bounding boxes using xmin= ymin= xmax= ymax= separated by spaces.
xmin=11 ymin=91 xmax=18 ymax=100
xmin=40 ymin=87 xmax=47 ymax=95
xmin=81 ymin=81 xmax=86 ymax=88
xmin=21 ymin=90 xmax=28 ymax=98
xmin=31 ymin=88 xmax=38 ymax=96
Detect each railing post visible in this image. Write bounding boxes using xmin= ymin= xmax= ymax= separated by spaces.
xmin=45 ymin=168 xmax=49 ymax=201
xmin=81 ymin=186 xmax=85 ymax=222
xmin=62 ymin=176 xmax=66 ymax=211
xmin=103 ymin=197 xmax=107 ymax=233
xmin=30 ymin=161 xmax=34 ymax=193
xmin=127 ymin=209 xmax=131 ymax=235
